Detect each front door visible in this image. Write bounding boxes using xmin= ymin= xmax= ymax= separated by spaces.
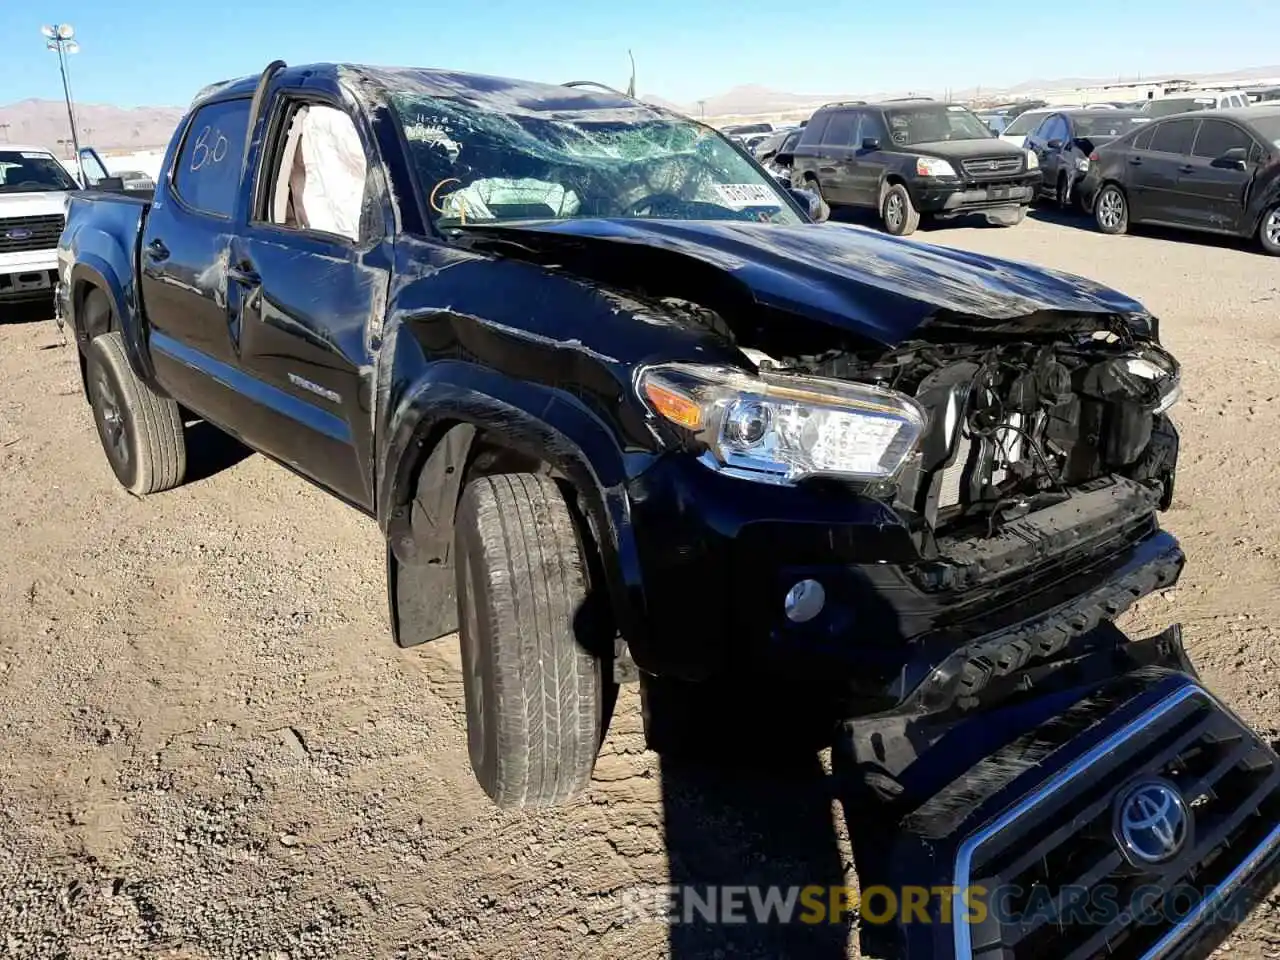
xmin=139 ymin=96 xmax=253 ymax=418
xmin=1180 ymin=118 xmax=1258 ymax=232
xmin=816 ymin=110 xmax=858 ymax=204
xmin=228 ymin=96 xmax=389 ymax=509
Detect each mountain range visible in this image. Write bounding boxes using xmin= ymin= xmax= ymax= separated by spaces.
xmin=5 ymin=65 xmax=1280 ymax=154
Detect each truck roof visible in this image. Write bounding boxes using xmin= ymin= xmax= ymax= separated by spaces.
xmin=191 ymin=63 xmax=676 ymax=123
xmin=0 ymin=144 xmax=60 ymax=155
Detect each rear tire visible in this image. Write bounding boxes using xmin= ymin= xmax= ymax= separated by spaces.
xmin=880 ymin=183 xmax=920 ymax=236
xmin=1094 ymin=183 xmax=1129 ymax=235
xmin=1260 ymin=206 xmax=1280 ymax=256
xmin=85 ymin=319 xmax=186 ymax=496
xmin=454 ymin=473 xmax=606 ymax=808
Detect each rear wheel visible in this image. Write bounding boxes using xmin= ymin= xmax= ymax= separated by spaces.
xmin=1095 ymin=184 xmax=1129 ymax=235
xmin=881 ymin=183 xmax=920 ymax=236
xmin=85 ymin=312 xmax=186 ymax=496
xmin=1260 ymin=206 xmax=1280 ymax=256
xmin=454 ymin=473 xmax=607 ymax=808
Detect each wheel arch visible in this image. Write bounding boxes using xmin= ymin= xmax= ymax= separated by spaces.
xmin=379 ymin=368 xmax=649 ymax=655
xmin=68 ymin=258 xmax=155 ymax=389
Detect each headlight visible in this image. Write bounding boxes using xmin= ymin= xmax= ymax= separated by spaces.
xmin=1124 ymin=354 xmax=1181 ymax=414
xmin=915 ymin=157 xmax=957 ymax=177
xmin=637 ymin=362 xmax=927 ymax=484
xmin=1025 ymin=150 xmax=1039 ymax=170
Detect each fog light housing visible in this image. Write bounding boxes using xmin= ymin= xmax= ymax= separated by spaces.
xmin=784 ymin=579 xmax=825 ymax=623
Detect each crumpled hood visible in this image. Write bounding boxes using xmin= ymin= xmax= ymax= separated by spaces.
xmin=0 ymin=191 xmax=69 ymax=219
xmin=471 ymin=218 xmax=1147 ymax=346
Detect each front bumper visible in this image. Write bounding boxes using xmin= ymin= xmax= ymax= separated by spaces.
xmin=0 ymin=249 xmax=58 ymax=302
xmin=914 ymin=172 xmax=1040 ymax=216
xmin=624 ymin=454 xmax=1181 ymax=706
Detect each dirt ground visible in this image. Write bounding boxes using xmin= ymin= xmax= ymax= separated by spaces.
xmin=1 ymin=209 xmax=1278 ymax=959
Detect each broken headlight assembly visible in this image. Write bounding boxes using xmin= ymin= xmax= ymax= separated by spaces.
xmin=638 ymin=362 xmax=927 ymax=485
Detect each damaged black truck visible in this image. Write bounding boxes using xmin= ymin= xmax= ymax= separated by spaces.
xmin=57 ymin=62 xmax=1278 ymax=958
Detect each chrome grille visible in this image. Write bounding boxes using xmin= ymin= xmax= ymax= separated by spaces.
xmin=961 ymin=156 xmax=1023 ymax=178
xmin=0 ymin=214 xmax=65 ymax=254
xmin=958 ymin=687 xmax=1280 ymax=960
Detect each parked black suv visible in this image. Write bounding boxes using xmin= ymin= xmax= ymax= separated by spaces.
xmin=791 ymin=98 xmax=1040 ymax=235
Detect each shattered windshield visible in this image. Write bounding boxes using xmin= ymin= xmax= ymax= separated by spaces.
xmin=885 ymin=106 xmax=995 ymax=145
xmin=387 ymin=92 xmax=803 ymax=227
xmin=0 ymin=150 xmax=77 ymax=192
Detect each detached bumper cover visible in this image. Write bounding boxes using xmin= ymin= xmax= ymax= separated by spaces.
xmin=846 ymin=669 xmax=1280 ymax=960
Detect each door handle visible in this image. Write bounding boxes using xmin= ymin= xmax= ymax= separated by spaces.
xmin=1127 ymin=156 xmax=1143 ymax=166
xmin=1178 ymin=164 xmax=1195 ymax=174
xmin=145 ymin=238 xmax=169 ymax=261
xmin=227 ymin=262 xmax=260 ymax=286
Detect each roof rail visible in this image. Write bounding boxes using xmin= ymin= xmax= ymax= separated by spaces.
xmin=883 ymin=96 xmax=935 ymax=102
xmin=562 ymin=80 xmax=630 ymax=98
xmin=818 ymin=100 xmax=867 ymax=109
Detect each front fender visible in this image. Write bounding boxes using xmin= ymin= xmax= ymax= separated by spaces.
xmin=379 ymin=359 xmax=655 ymax=660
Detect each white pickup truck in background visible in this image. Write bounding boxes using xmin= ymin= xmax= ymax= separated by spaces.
xmin=0 ymin=145 xmax=78 ymax=308
xmin=0 ymin=144 xmax=152 ymax=313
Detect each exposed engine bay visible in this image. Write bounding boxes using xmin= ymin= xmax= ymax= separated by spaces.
xmin=758 ymin=328 xmax=1181 ymax=534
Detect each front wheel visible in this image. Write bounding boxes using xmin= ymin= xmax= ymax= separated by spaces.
xmin=1094 ymin=184 xmax=1129 ymax=235
xmin=86 ymin=322 xmax=186 ymax=496
xmin=880 ymin=183 xmax=920 ymax=236
xmin=1260 ymin=206 xmax=1280 ymax=256
xmin=454 ymin=473 xmax=608 ymax=808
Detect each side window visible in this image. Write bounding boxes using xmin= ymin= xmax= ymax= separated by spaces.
xmin=1133 ymin=124 xmax=1156 ymax=150
xmin=1045 ymin=115 xmax=1070 ymax=143
xmin=860 ymin=111 xmax=889 ymax=145
xmin=1192 ymin=120 xmax=1253 ymax=159
xmin=798 ymin=113 xmax=829 ymax=147
xmin=260 ymin=102 xmax=370 ymax=243
xmin=848 ymin=112 xmax=865 ymax=147
xmin=1150 ymin=119 xmax=1197 ymax=155
xmin=822 ymin=111 xmax=856 ymax=147
xmin=172 ymin=99 xmax=252 ymax=218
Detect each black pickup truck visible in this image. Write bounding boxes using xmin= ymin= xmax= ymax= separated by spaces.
xmin=57 ymin=61 xmax=1278 ymax=957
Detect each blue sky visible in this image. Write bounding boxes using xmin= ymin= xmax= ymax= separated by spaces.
xmin=4 ymin=0 xmax=1279 ymax=108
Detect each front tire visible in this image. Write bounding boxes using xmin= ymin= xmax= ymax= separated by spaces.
xmin=1260 ymin=205 xmax=1280 ymax=256
xmin=1095 ymin=183 xmax=1129 ymax=235
xmin=881 ymin=183 xmax=920 ymax=236
xmin=85 ymin=322 xmax=186 ymax=496
xmin=454 ymin=473 xmax=606 ymax=808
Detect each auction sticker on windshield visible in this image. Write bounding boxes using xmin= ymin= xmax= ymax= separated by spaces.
xmin=714 ymin=183 xmax=780 ymax=208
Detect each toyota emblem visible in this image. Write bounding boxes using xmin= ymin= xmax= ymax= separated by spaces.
xmin=1113 ymin=778 xmax=1191 ymax=866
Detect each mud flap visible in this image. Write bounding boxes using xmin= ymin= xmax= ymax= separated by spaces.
xmin=835 ymin=623 xmax=1280 ymax=960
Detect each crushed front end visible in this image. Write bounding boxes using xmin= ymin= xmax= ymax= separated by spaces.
xmin=628 ymin=309 xmax=1184 ymax=713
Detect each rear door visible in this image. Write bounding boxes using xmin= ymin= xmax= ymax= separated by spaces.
xmin=227 ymin=89 xmax=391 ymax=509
xmin=1180 ymin=118 xmax=1258 ymax=231
xmin=816 ymin=110 xmax=858 ymax=203
xmin=139 ymin=96 xmax=254 ymax=417
xmin=1131 ymin=118 xmax=1198 ymax=222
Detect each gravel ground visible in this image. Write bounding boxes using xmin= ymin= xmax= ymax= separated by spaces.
xmin=1 ymin=208 xmax=1278 ymax=959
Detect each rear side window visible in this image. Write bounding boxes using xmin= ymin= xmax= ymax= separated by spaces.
xmin=798 ymin=113 xmax=830 ymax=146
xmin=1192 ymin=120 xmax=1253 ymax=159
xmin=172 ymin=98 xmax=251 ymax=218
xmin=822 ymin=111 xmax=856 ymax=146
xmin=1132 ymin=124 xmax=1156 ymax=150
xmin=1150 ymin=119 xmax=1196 ymax=155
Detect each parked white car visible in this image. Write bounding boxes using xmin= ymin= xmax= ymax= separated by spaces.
xmin=1141 ymin=89 xmax=1253 ymax=118
xmin=997 ymin=108 xmax=1054 ymax=147
xmin=0 ymin=145 xmax=77 ymax=308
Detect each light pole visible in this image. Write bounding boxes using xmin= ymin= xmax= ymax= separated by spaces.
xmin=0 ymin=123 xmax=10 ymax=142
xmin=41 ymin=24 xmax=82 ymax=178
